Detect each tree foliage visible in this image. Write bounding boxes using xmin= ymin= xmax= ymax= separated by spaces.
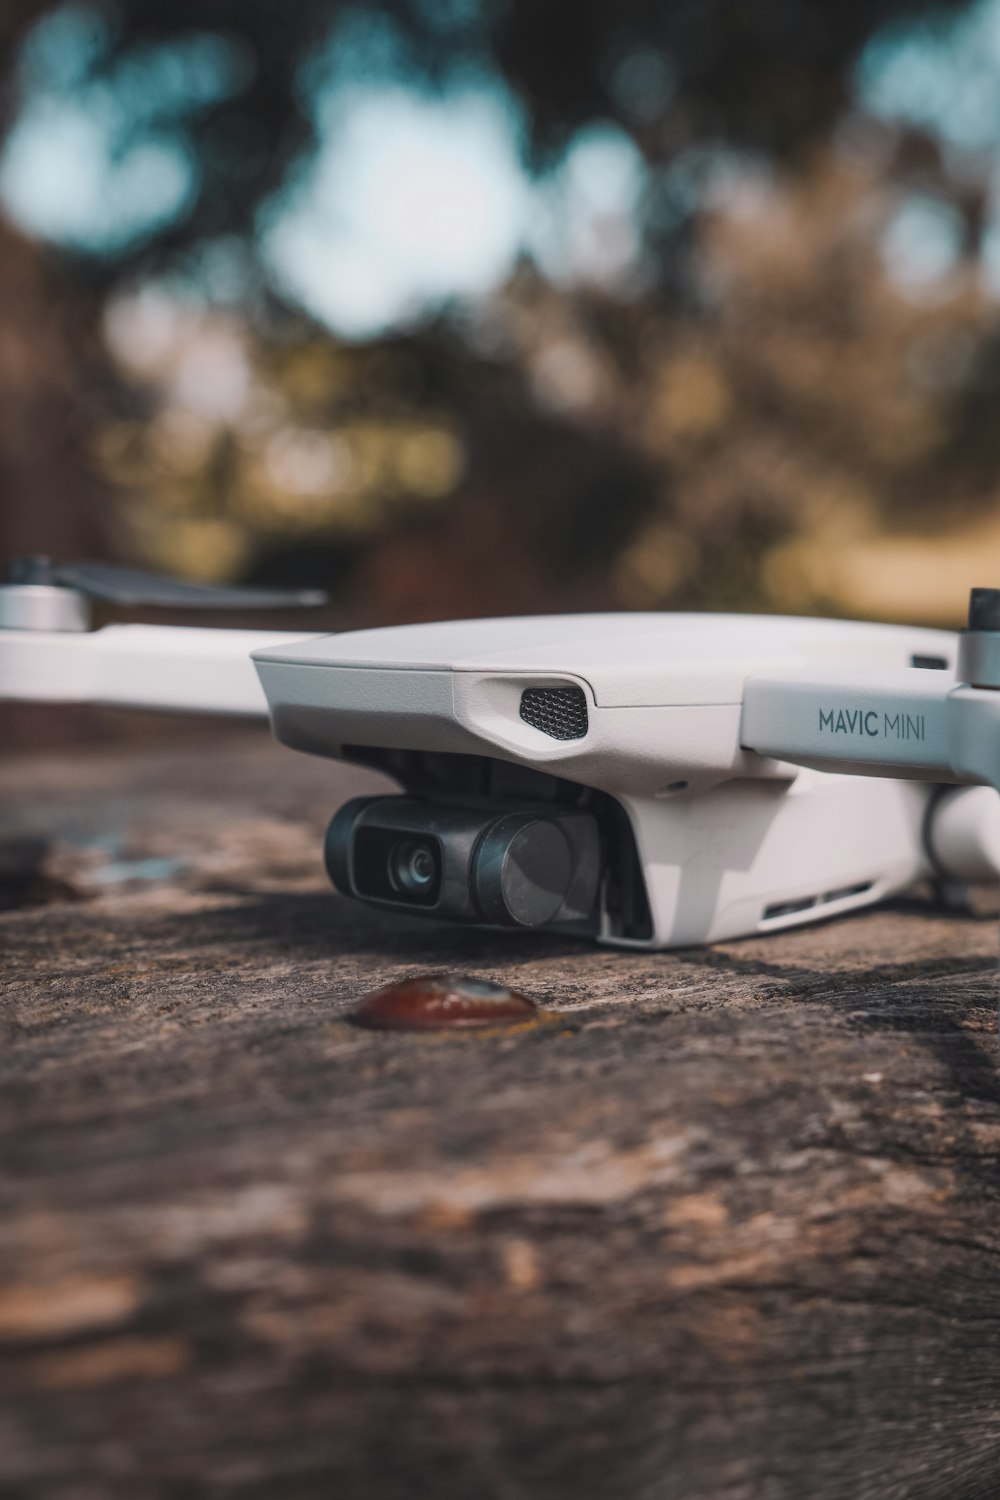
xmin=0 ymin=0 xmax=994 ymax=628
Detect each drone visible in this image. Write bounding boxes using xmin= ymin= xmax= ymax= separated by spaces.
xmin=3 ymin=555 xmax=1000 ymax=950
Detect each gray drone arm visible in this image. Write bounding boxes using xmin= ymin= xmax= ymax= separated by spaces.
xmin=741 ymin=663 xmax=1000 ymax=889
xmin=743 ymin=671 xmax=1000 ymax=793
xmin=742 ymin=669 xmax=963 ymax=782
xmin=743 ymin=595 xmax=1000 ymax=794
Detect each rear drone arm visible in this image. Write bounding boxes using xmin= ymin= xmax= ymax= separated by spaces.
xmin=0 ymin=624 xmax=316 ymax=718
xmin=0 ymin=558 xmax=326 ymax=719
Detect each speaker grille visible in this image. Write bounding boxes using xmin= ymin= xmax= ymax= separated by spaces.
xmin=519 ymin=686 xmax=588 ymax=741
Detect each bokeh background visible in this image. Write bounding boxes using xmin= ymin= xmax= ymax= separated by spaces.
xmin=2 ymin=0 xmax=1000 ymax=642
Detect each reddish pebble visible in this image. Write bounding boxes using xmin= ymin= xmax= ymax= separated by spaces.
xmin=349 ymin=973 xmax=537 ymax=1031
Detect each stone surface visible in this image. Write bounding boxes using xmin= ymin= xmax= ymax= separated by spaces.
xmin=1 ymin=726 xmax=1000 ymax=1499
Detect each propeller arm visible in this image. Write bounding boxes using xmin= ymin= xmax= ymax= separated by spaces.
xmin=742 ymin=590 xmax=1000 ymax=797
xmin=741 ymin=669 xmax=959 ymax=783
xmin=0 ymin=625 xmax=320 ymax=719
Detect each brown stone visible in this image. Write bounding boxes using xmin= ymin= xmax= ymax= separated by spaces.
xmin=349 ymin=973 xmax=538 ymax=1030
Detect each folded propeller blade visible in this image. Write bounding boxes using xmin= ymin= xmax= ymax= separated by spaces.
xmin=7 ymin=557 xmax=327 ymax=610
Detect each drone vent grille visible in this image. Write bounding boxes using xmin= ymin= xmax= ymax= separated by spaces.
xmin=519 ymin=686 xmax=588 ymax=741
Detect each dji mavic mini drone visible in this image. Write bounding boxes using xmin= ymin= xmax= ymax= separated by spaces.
xmin=4 ymin=555 xmax=1000 ymax=950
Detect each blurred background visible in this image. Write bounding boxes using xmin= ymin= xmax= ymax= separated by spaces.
xmin=2 ymin=0 xmax=1000 ymax=665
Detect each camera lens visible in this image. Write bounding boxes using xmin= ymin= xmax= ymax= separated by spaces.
xmin=388 ymin=839 xmax=439 ymax=899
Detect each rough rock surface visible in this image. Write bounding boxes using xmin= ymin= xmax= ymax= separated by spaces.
xmin=1 ymin=729 xmax=999 ymax=1500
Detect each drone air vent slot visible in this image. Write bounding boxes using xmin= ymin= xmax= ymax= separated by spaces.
xmin=821 ymin=880 xmax=874 ymax=904
xmin=762 ymin=896 xmax=816 ymax=921
xmin=763 ymin=880 xmax=875 ymax=925
xmin=519 ymin=686 xmax=588 ymax=741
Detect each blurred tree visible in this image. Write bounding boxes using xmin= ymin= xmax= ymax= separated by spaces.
xmin=0 ymin=2 xmax=106 ymax=567
xmin=1 ymin=0 xmax=965 ymax=274
xmin=0 ymin=0 xmax=993 ymax=625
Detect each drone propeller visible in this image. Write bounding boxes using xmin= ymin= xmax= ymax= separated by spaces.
xmin=5 ymin=557 xmax=327 ymax=611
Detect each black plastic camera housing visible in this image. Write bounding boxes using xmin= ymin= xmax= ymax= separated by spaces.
xmin=325 ymin=795 xmax=603 ymax=931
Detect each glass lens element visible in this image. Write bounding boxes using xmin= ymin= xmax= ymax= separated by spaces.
xmin=388 ymin=839 xmax=438 ymax=898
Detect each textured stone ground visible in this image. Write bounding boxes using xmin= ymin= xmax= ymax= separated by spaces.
xmin=2 ymin=730 xmax=1000 ymax=1500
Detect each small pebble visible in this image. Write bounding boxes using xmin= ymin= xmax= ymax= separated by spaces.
xmin=349 ymin=974 xmax=537 ymax=1031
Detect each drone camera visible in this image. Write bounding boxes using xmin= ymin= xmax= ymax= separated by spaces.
xmin=325 ymin=795 xmax=603 ymax=930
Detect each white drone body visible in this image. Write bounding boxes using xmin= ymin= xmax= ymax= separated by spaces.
xmin=4 ymin=563 xmax=1000 ymax=950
